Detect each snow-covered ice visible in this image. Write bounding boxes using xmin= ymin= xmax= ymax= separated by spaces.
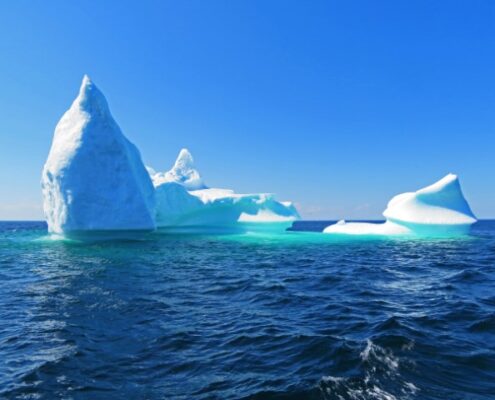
xmin=43 ymin=77 xmax=474 ymax=239
xmin=150 ymin=150 xmax=300 ymax=232
xmin=323 ymin=219 xmax=410 ymax=235
xmin=41 ymin=75 xmax=156 ymax=235
xmin=149 ymin=148 xmax=206 ymax=190
xmin=324 ymin=174 xmax=476 ymax=236
xmin=383 ymin=173 xmax=476 ymax=227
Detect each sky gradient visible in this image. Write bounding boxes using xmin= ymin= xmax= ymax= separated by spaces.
xmin=0 ymin=1 xmax=494 ymax=220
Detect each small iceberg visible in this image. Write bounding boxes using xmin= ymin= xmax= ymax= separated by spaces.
xmin=149 ymin=149 xmax=300 ymax=232
xmin=41 ymin=76 xmax=156 ymax=237
xmin=324 ymin=174 xmax=477 ymax=236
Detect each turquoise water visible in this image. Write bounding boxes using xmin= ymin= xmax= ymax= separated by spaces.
xmin=1 ymin=221 xmax=495 ymax=399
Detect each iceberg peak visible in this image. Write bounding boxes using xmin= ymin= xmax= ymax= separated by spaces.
xmin=324 ymin=173 xmax=476 ymax=236
xmin=175 ymin=148 xmax=195 ymax=168
xmin=412 ymin=173 xmax=459 ymax=202
xmin=166 ymin=148 xmax=206 ymax=190
xmin=384 ymin=173 xmax=476 ymax=226
xmin=150 ymin=148 xmax=207 ymax=190
xmin=74 ymin=74 xmax=110 ymax=117
xmin=41 ymin=76 xmax=156 ymax=235
xmin=81 ymin=73 xmax=92 ymax=87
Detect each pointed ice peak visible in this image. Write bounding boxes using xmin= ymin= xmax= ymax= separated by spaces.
xmin=417 ymin=173 xmax=458 ymax=195
xmin=174 ymin=148 xmax=195 ymax=171
xmin=42 ymin=76 xmax=156 ymax=234
xmin=324 ymin=173 xmax=476 ymax=236
xmin=148 ymin=148 xmax=207 ymax=190
xmin=81 ymin=74 xmax=92 ymax=87
xmin=384 ymin=173 xmax=476 ymax=225
xmin=163 ymin=148 xmax=206 ymax=190
xmin=74 ymin=74 xmax=109 ymax=116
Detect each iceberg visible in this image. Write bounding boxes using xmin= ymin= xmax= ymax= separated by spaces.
xmin=41 ymin=77 xmax=298 ymax=237
xmin=150 ymin=150 xmax=299 ymax=232
xmin=323 ymin=174 xmax=476 ymax=236
xmin=41 ymin=75 xmax=156 ymax=236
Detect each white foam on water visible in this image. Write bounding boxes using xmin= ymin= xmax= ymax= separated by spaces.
xmin=320 ymin=340 xmax=418 ymax=400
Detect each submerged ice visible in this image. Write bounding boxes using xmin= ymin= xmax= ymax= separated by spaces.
xmin=149 ymin=150 xmax=300 ymax=232
xmin=324 ymin=174 xmax=476 ymax=236
xmin=41 ymin=76 xmax=156 ymax=235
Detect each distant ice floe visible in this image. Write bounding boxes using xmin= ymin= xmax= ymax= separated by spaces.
xmin=324 ymin=174 xmax=477 ymax=237
xmin=41 ymin=76 xmax=299 ymax=238
xmin=148 ymin=150 xmax=300 ymax=233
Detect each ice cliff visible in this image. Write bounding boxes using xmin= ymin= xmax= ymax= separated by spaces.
xmin=41 ymin=76 xmax=156 ymax=235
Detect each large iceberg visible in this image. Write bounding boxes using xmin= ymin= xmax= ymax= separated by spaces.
xmin=149 ymin=150 xmax=299 ymax=232
xmin=41 ymin=76 xmax=299 ymax=237
xmin=324 ymin=174 xmax=476 ymax=236
xmin=41 ymin=76 xmax=156 ymax=236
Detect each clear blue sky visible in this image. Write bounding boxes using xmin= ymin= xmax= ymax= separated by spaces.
xmin=0 ymin=0 xmax=494 ymax=220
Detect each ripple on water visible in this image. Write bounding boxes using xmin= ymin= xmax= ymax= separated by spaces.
xmin=0 ymin=221 xmax=494 ymax=399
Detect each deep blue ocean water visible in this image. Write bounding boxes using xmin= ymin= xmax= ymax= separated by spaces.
xmin=1 ymin=221 xmax=495 ymax=400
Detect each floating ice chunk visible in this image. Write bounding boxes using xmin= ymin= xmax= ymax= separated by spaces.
xmin=383 ymin=173 xmax=476 ymax=226
xmin=150 ymin=150 xmax=299 ymax=232
xmin=154 ymin=185 xmax=299 ymax=232
xmin=149 ymin=148 xmax=206 ymax=190
xmin=154 ymin=184 xmax=255 ymax=230
xmin=239 ymin=207 xmax=298 ymax=223
xmin=238 ymin=209 xmax=298 ymax=233
xmin=239 ymin=198 xmax=299 ymax=223
xmin=324 ymin=174 xmax=476 ymax=236
xmin=41 ymin=75 xmax=156 ymax=235
xmin=323 ymin=220 xmax=411 ymax=235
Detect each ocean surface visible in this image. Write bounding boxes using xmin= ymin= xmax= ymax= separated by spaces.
xmin=1 ymin=221 xmax=495 ymax=400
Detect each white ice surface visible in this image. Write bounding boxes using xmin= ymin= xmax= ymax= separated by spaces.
xmin=41 ymin=76 xmax=156 ymax=234
xmin=383 ymin=174 xmax=476 ymax=225
xmin=323 ymin=220 xmax=411 ymax=235
xmin=324 ymin=174 xmax=476 ymax=236
xmin=150 ymin=150 xmax=299 ymax=231
xmin=149 ymin=148 xmax=206 ymax=190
